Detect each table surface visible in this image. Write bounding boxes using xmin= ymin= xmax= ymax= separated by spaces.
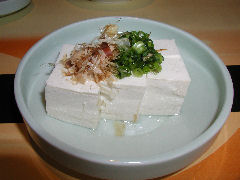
xmin=0 ymin=0 xmax=240 ymax=179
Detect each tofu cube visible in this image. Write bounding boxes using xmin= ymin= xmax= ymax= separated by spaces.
xmin=45 ymin=44 xmax=100 ymax=129
xmin=139 ymin=40 xmax=191 ymax=115
xmin=100 ymin=76 xmax=146 ymax=121
xmin=153 ymin=39 xmax=181 ymax=58
xmin=45 ymin=39 xmax=191 ymax=128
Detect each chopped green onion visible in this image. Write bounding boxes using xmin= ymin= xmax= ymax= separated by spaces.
xmin=114 ymin=31 xmax=164 ymax=79
xmin=132 ymin=41 xmax=146 ymax=54
xmin=143 ymin=66 xmax=150 ymax=73
xmin=132 ymin=68 xmax=144 ymax=77
xmin=155 ymin=53 xmax=163 ymax=63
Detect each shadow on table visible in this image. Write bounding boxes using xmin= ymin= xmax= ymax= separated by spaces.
xmin=0 ymin=154 xmax=47 ymax=180
xmin=14 ymin=123 xmax=99 ymax=180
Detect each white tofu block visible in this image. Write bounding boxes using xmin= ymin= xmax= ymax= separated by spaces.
xmin=139 ymin=40 xmax=191 ymax=115
xmin=45 ymin=44 xmax=100 ymax=129
xmin=153 ymin=39 xmax=181 ymax=58
xmin=140 ymin=56 xmax=191 ymax=115
xmin=45 ymin=39 xmax=191 ymax=128
xmin=99 ymin=76 xmax=146 ymax=121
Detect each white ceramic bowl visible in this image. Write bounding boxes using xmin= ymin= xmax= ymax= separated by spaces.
xmin=0 ymin=0 xmax=31 ymax=16
xmin=14 ymin=17 xmax=233 ymax=180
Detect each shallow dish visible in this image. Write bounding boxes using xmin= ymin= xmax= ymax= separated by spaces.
xmin=14 ymin=16 xmax=233 ymax=180
xmin=0 ymin=0 xmax=31 ymax=16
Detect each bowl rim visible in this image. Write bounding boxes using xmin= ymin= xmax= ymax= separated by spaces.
xmin=14 ymin=16 xmax=233 ymax=166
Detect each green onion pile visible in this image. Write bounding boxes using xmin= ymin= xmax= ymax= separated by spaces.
xmin=114 ymin=31 xmax=164 ymax=79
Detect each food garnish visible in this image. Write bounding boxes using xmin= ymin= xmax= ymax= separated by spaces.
xmin=114 ymin=31 xmax=163 ymax=79
xmin=61 ymin=24 xmax=164 ymax=83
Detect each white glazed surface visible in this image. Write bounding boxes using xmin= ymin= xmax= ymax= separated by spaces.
xmin=14 ymin=17 xmax=233 ymax=180
xmin=0 ymin=0 xmax=31 ymax=16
